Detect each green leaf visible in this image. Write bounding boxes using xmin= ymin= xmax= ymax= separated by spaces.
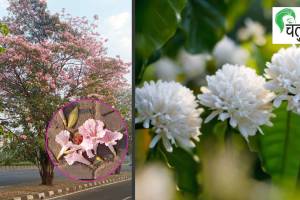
xmin=180 ymin=0 xmax=250 ymax=54
xmin=225 ymin=0 xmax=250 ymax=30
xmin=258 ymin=103 xmax=300 ymax=188
xmin=164 ymin=147 xmax=199 ymax=196
xmin=0 ymin=23 xmax=9 ymax=36
xmin=0 ymin=46 xmax=5 ymax=53
xmin=67 ymin=106 xmax=78 ymax=128
xmin=146 ymin=143 xmax=199 ymax=197
xmin=181 ymin=0 xmax=225 ymax=54
xmin=136 ymin=0 xmax=187 ymax=82
xmin=262 ymin=0 xmax=274 ymax=9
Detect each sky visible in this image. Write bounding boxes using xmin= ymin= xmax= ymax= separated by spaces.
xmin=0 ymin=0 xmax=132 ymax=82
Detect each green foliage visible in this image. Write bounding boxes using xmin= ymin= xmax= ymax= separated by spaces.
xmin=225 ymin=0 xmax=251 ymax=30
xmin=181 ymin=0 xmax=250 ymax=54
xmin=0 ymin=23 xmax=9 ymax=36
xmin=165 ymin=148 xmax=199 ymax=196
xmin=147 ymin=143 xmax=199 ymax=198
xmin=136 ymin=0 xmax=251 ymax=83
xmin=136 ymin=0 xmax=187 ymax=82
xmin=0 ymin=23 xmax=9 ymax=53
xmin=258 ymin=104 xmax=300 ymax=189
xmin=180 ymin=0 xmax=225 ymax=54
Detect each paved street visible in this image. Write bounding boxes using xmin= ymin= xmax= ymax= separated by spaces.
xmin=0 ymin=168 xmax=66 ymax=187
xmin=51 ymin=180 xmax=132 ymax=200
xmin=0 ymin=164 xmax=131 ymax=187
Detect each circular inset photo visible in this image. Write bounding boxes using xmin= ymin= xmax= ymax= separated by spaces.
xmin=46 ymin=98 xmax=128 ymax=181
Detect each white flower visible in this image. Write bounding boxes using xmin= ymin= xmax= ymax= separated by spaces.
xmin=213 ymin=36 xmax=249 ymax=67
xmin=264 ymin=46 xmax=300 ymax=113
xmin=136 ymin=164 xmax=175 ymax=200
xmin=135 ymin=80 xmax=203 ymax=152
xmin=178 ymin=49 xmax=211 ymax=79
xmin=154 ymin=58 xmax=180 ymax=81
xmin=198 ymin=64 xmax=274 ymax=140
xmin=237 ymin=18 xmax=266 ymax=46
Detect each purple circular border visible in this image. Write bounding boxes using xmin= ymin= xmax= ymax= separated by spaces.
xmin=45 ymin=97 xmax=129 ymax=182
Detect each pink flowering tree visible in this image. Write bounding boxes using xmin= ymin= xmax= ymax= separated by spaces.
xmin=0 ymin=0 xmax=129 ymax=185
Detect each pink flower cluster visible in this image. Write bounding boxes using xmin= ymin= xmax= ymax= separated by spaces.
xmin=0 ymin=0 xmax=130 ymax=106
xmin=55 ymin=118 xmax=123 ymax=166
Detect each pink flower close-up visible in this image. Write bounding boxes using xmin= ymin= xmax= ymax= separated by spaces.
xmin=55 ymin=130 xmax=72 ymax=148
xmin=79 ymin=136 xmax=96 ymax=158
xmin=78 ymin=118 xmax=106 ymax=158
xmin=78 ymin=119 xmax=105 ymax=138
xmin=64 ymin=150 xmax=91 ymax=166
xmin=55 ymin=118 xmax=124 ymax=166
xmin=99 ymin=130 xmax=123 ymax=147
xmin=55 ymin=130 xmax=83 ymax=162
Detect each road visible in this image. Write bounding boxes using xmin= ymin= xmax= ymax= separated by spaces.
xmin=0 ymin=168 xmax=66 ymax=187
xmin=0 ymin=165 xmax=131 ymax=186
xmin=51 ymin=180 xmax=132 ymax=200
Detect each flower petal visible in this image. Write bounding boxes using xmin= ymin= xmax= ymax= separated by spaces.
xmin=64 ymin=151 xmax=91 ymax=166
xmin=149 ymin=135 xmax=161 ymax=149
xmin=55 ymin=130 xmax=70 ymax=147
xmin=204 ymin=111 xmax=219 ymax=123
xmin=78 ymin=119 xmax=105 ymax=138
xmin=98 ymin=130 xmax=123 ymax=146
xmin=162 ymin=136 xmax=173 ymax=152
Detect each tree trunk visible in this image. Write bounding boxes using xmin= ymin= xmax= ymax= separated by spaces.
xmin=115 ymin=165 xmax=121 ymax=174
xmin=38 ymin=150 xmax=54 ymax=185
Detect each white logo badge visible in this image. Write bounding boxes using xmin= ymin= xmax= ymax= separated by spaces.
xmin=273 ymin=7 xmax=300 ymax=44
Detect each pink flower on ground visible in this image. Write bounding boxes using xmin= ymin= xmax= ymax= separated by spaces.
xmin=78 ymin=119 xmax=105 ymax=138
xmin=98 ymin=130 xmax=123 ymax=157
xmin=99 ymin=130 xmax=123 ymax=146
xmin=64 ymin=150 xmax=91 ymax=166
xmin=78 ymin=119 xmax=106 ymax=158
xmin=55 ymin=130 xmax=79 ymax=160
xmin=55 ymin=130 xmax=90 ymax=165
xmin=55 ymin=130 xmax=72 ymax=148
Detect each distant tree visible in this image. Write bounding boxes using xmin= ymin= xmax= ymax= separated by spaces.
xmin=0 ymin=0 xmax=129 ymax=185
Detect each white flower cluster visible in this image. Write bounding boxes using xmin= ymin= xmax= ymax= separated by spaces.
xmin=264 ymin=46 xmax=300 ymax=114
xmin=136 ymin=45 xmax=300 ymax=149
xmin=198 ymin=64 xmax=275 ymax=140
xmin=135 ymin=81 xmax=203 ymax=152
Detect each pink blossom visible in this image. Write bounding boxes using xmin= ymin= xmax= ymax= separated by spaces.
xmin=39 ymin=0 xmax=47 ymax=4
xmin=78 ymin=119 xmax=105 ymax=158
xmin=64 ymin=150 xmax=91 ymax=166
xmin=78 ymin=119 xmax=105 ymax=138
xmin=99 ymin=130 xmax=123 ymax=157
xmin=19 ymin=134 xmax=27 ymax=140
xmin=99 ymin=130 xmax=123 ymax=147
xmin=55 ymin=130 xmax=79 ymax=160
xmin=55 ymin=130 xmax=72 ymax=147
xmin=79 ymin=136 xmax=95 ymax=158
